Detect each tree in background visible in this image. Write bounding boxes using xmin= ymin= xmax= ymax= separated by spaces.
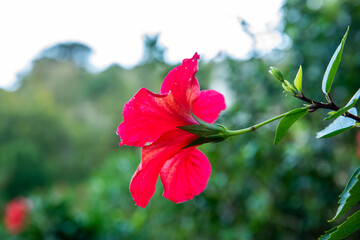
xmin=38 ymin=42 xmax=92 ymax=68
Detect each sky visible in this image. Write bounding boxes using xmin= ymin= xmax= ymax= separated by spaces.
xmin=0 ymin=0 xmax=284 ymax=90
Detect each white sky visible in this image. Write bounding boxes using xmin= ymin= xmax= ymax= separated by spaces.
xmin=0 ymin=0 xmax=284 ymax=90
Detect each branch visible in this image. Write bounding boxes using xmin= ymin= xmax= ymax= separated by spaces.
xmin=296 ymin=93 xmax=360 ymax=122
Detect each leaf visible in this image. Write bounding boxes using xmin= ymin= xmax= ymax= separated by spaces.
xmin=319 ymin=210 xmax=360 ymax=240
xmin=316 ymin=108 xmax=357 ymax=138
xmin=329 ymin=168 xmax=360 ymax=222
xmin=345 ymin=88 xmax=360 ymax=108
xmin=274 ymin=107 xmax=308 ymax=145
xmin=294 ymin=65 xmax=303 ymax=92
xmin=321 ymin=27 xmax=349 ymax=94
xmin=325 ymin=88 xmax=360 ymax=120
xmin=324 ymin=101 xmax=357 ymax=121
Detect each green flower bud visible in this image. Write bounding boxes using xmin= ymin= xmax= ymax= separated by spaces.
xmin=282 ymin=80 xmax=298 ymax=96
xmin=269 ymin=66 xmax=285 ymax=83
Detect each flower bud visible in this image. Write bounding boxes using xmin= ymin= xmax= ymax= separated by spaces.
xmin=269 ymin=67 xmax=285 ymax=83
xmin=282 ymin=80 xmax=298 ymax=96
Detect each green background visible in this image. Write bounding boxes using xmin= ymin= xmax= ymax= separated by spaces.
xmin=1 ymin=0 xmax=360 ymax=239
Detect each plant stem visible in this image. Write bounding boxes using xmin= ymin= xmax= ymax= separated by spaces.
xmin=225 ymin=91 xmax=360 ymax=139
xmin=227 ymin=112 xmax=289 ymax=137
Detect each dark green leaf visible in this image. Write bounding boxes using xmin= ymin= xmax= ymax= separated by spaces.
xmin=316 ymin=108 xmax=357 ymax=138
xmin=319 ymin=210 xmax=360 ymax=240
xmin=321 ymin=27 xmax=349 ymax=94
xmin=274 ymin=107 xmax=308 ymax=145
xmin=330 ymin=168 xmax=360 ymax=222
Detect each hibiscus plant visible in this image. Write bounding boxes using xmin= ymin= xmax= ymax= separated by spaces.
xmin=117 ymin=27 xmax=360 ymax=240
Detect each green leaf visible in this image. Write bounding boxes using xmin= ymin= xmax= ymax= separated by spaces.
xmin=325 ymin=88 xmax=360 ymax=120
xmin=345 ymin=88 xmax=360 ymax=108
xmin=319 ymin=210 xmax=360 ymax=240
xmin=330 ymin=168 xmax=360 ymax=222
xmin=316 ymin=108 xmax=357 ymax=138
xmin=294 ymin=65 xmax=303 ymax=92
xmin=325 ymin=101 xmax=357 ymax=121
xmin=274 ymin=107 xmax=308 ymax=145
xmin=321 ymin=27 xmax=349 ymax=94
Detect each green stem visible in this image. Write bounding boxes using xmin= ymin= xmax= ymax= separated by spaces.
xmin=227 ymin=112 xmax=289 ymax=137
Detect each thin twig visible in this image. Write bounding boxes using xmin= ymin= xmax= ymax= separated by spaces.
xmin=296 ymin=93 xmax=360 ymax=122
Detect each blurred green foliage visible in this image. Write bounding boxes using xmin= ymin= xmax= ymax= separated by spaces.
xmin=0 ymin=0 xmax=360 ymax=239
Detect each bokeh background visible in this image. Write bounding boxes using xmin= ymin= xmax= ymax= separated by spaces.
xmin=1 ymin=0 xmax=360 ymax=239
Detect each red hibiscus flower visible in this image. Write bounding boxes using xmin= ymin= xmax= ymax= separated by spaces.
xmin=4 ymin=197 xmax=29 ymax=235
xmin=117 ymin=53 xmax=226 ymax=207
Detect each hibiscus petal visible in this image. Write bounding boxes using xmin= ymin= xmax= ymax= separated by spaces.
xmin=129 ymin=160 xmax=163 ymax=208
xmin=192 ymin=89 xmax=226 ymax=123
xmin=117 ymin=88 xmax=195 ymax=147
xmin=129 ymin=129 xmax=197 ymax=207
xmin=160 ymin=148 xmax=211 ymax=203
xmin=160 ymin=53 xmax=200 ymax=108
